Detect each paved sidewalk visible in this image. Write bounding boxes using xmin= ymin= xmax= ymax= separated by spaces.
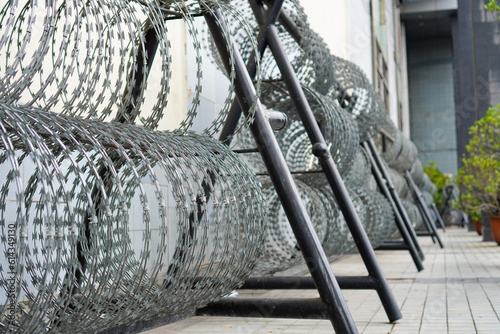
xmin=144 ymin=228 xmax=500 ymax=334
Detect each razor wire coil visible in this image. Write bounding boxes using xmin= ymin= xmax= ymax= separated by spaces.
xmin=252 ymin=177 xmax=326 ymax=275
xmin=0 ymin=0 xmax=261 ymax=140
xmin=258 ymin=82 xmax=359 ymax=176
xmin=0 ymin=102 xmax=266 ymax=332
xmin=351 ymin=187 xmax=396 ymax=250
xmin=0 ymin=0 xmax=442 ymax=329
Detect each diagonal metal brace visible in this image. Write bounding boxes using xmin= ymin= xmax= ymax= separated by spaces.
xmin=247 ymin=0 xmax=401 ymax=323
xmin=202 ymin=4 xmax=359 ymax=333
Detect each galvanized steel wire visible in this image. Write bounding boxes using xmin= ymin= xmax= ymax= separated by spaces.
xmin=0 ymin=103 xmax=267 ymax=332
xmin=0 ymin=0 xmax=268 ymax=331
xmin=0 ymin=0 xmax=442 ymax=330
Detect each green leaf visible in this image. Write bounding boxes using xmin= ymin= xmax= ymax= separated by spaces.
xmin=486 ymin=0 xmax=500 ymax=12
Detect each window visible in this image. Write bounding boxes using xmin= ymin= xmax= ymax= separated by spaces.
xmin=374 ymin=40 xmax=390 ymax=114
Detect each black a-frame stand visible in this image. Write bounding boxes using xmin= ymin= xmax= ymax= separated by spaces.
xmin=364 ymin=139 xmax=425 ymax=271
xmin=405 ymin=171 xmax=445 ymax=248
xmin=196 ymin=1 xmax=404 ymax=332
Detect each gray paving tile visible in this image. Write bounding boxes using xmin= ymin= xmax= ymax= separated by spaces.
xmin=143 ymin=229 xmax=500 ymax=334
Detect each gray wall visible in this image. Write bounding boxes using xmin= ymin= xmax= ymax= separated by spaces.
xmin=407 ymin=38 xmax=458 ymax=174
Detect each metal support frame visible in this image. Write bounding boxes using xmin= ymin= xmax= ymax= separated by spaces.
xmin=202 ymin=4 xmax=360 ymax=333
xmin=376 ymin=242 xmax=411 ymax=251
xmin=363 ymin=140 xmax=425 ymax=270
xmin=405 ymin=171 xmax=444 ymax=248
xmin=416 ymin=205 xmax=438 ymax=243
xmin=218 ymin=0 xmax=280 ymax=144
xmin=198 ymin=298 xmax=330 ymax=319
xmin=248 ymin=0 xmax=401 ymax=323
xmin=431 ymin=203 xmax=447 ymax=231
xmin=241 ymin=276 xmax=381 ymax=290
xmin=198 ymin=0 xmax=404 ymax=328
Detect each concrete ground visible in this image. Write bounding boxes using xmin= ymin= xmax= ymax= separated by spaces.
xmin=144 ymin=228 xmax=500 ymax=334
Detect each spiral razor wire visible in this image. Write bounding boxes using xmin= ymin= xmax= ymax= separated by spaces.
xmin=387 ymin=167 xmax=413 ymax=202
xmin=0 ymin=103 xmax=267 ymax=332
xmin=376 ymin=115 xmax=404 ymax=163
xmin=207 ymin=0 xmax=384 ymax=142
xmin=390 ymin=137 xmax=418 ymax=173
xmin=297 ymin=174 xmax=357 ymax=256
xmin=419 ymin=174 xmax=438 ymax=196
xmin=401 ymin=199 xmax=423 ymax=229
xmin=389 ymin=199 xmax=422 ymax=238
xmin=344 ymin=147 xmax=370 ymax=187
xmin=0 ymin=0 xmax=269 ymax=332
xmin=344 ymin=146 xmax=378 ymax=191
xmin=352 ymin=187 xmax=396 ymax=249
xmin=409 ymin=158 xmax=439 ymax=213
xmin=257 ymin=81 xmax=359 ymax=176
xmin=253 ymin=178 xmax=327 ymax=275
xmin=376 ymin=115 xmax=440 ymax=230
xmin=335 ymin=75 xmax=385 ymax=143
xmin=376 ymin=114 xmax=418 ymax=173
xmin=1 ymin=0 xmax=441 ymax=329
xmin=410 ymin=158 xmax=425 ymax=187
xmin=1 ymin=0 xmax=172 ymax=126
xmin=0 ymin=0 xmax=260 ymax=137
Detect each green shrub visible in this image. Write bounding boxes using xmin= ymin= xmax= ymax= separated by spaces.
xmin=456 ymin=104 xmax=500 ymax=217
xmin=423 ymin=161 xmax=452 ymax=209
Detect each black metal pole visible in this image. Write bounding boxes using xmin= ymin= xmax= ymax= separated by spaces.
xmin=262 ymin=0 xmax=302 ymax=43
xmin=197 ymin=298 xmax=330 ymax=320
xmin=362 ymin=141 xmax=424 ymax=271
xmin=405 ymin=171 xmax=444 ymax=248
xmin=416 ymin=204 xmax=437 ymax=243
xmin=203 ymin=6 xmax=358 ymax=333
xmin=365 ymin=140 xmax=425 ymax=260
xmin=431 ymin=203 xmax=447 ymax=231
xmin=241 ymin=276 xmax=380 ymax=290
xmin=366 ymin=139 xmax=425 ymax=259
xmin=376 ymin=243 xmax=411 ymax=251
xmin=248 ymin=0 xmax=401 ymax=323
xmin=219 ymin=0 xmax=285 ymax=143
xmin=406 ymin=177 xmax=436 ymax=243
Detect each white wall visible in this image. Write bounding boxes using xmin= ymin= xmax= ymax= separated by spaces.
xmin=348 ymin=0 xmax=374 ymax=83
xmin=386 ymin=0 xmax=399 ymax=125
xmin=156 ymin=20 xmax=189 ymax=131
xmin=301 ymin=0 xmax=350 ymax=60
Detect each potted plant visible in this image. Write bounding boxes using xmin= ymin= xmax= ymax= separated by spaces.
xmin=471 ymin=210 xmax=483 ymax=236
xmin=456 ymin=104 xmax=500 ymax=244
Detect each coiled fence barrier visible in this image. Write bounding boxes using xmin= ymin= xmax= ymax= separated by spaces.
xmin=0 ymin=0 xmax=443 ymax=332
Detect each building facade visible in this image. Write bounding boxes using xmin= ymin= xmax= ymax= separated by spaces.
xmin=402 ymin=0 xmax=500 ymax=174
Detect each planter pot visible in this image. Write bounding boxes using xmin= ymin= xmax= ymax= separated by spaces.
xmin=474 ymin=220 xmax=482 ymax=236
xmin=489 ymin=216 xmax=500 ymax=245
